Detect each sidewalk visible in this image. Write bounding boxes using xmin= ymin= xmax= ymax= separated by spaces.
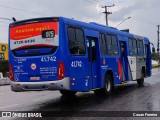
xmin=0 ymin=78 xmax=10 ymax=86
xmin=152 ymin=68 xmax=160 ymax=72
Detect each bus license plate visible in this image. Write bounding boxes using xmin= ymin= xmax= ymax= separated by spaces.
xmin=30 ymin=77 xmax=40 ymax=80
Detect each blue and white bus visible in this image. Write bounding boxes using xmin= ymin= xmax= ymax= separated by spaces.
xmin=9 ymin=17 xmax=152 ymax=95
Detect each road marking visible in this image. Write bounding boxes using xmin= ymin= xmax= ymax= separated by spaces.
xmin=33 ymin=98 xmax=48 ymax=102
xmin=33 ymin=97 xmax=53 ymax=102
xmin=0 ymin=104 xmax=19 ymax=109
xmin=33 ymin=99 xmax=42 ymax=102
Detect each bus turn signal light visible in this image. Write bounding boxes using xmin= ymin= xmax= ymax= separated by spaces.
xmin=58 ymin=61 xmax=65 ymax=80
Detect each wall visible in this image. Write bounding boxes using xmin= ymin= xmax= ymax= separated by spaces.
xmin=0 ymin=43 xmax=8 ymax=61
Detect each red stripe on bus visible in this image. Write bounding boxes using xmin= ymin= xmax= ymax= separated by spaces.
xmin=118 ymin=58 xmax=123 ymax=81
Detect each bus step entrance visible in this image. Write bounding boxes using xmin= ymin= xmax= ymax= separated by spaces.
xmin=121 ymin=81 xmax=127 ymax=84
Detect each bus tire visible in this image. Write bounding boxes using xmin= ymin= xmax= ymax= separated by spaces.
xmin=94 ymin=74 xmax=114 ymax=96
xmin=11 ymin=86 xmax=18 ymax=92
xmin=137 ymin=69 xmax=145 ymax=86
xmin=60 ymin=90 xmax=77 ymax=96
xmin=104 ymin=74 xmax=114 ymax=95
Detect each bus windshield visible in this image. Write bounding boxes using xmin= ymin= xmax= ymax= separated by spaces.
xmin=10 ymin=20 xmax=59 ymax=57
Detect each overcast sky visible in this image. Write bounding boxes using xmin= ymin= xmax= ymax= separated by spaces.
xmin=0 ymin=0 xmax=159 ymax=47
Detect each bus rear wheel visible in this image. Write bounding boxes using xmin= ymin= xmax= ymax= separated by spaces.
xmin=94 ymin=74 xmax=114 ymax=96
xmin=137 ymin=69 xmax=145 ymax=86
xmin=104 ymin=74 xmax=114 ymax=95
xmin=60 ymin=90 xmax=77 ymax=96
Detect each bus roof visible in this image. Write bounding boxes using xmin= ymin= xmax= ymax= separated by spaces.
xmin=61 ymin=17 xmax=149 ymax=40
xmin=10 ymin=16 xmax=150 ymax=44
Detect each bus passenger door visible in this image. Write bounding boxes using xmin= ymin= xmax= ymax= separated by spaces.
xmin=128 ymin=57 xmax=137 ymax=80
xmin=86 ymin=37 xmax=99 ymax=89
xmin=119 ymin=41 xmax=128 ymax=81
xmin=145 ymin=45 xmax=151 ymax=76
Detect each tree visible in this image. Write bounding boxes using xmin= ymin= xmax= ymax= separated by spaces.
xmin=0 ymin=60 xmax=9 ymax=77
xmin=151 ymin=52 xmax=159 ymax=60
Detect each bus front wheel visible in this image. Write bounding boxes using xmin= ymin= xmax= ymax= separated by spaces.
xmin=60 ymin=90 xmax=77 ymax=96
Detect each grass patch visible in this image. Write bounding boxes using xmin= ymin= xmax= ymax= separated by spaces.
xmin=152 ymin=65 xmax=160 ymax=68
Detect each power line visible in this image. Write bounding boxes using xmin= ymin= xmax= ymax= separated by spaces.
xmin=86 ymin=0 xmax=98 ymax=4
xmin=0 ymin=20 xmax=11 ymax=23
xmin=112 ymin=7 xmax=159 ymax=25
xmin=85 ymin=0 xmax=160 ymax=28
xmin=87 ymin=0 xmax=158 ymax=26
xmin=0 ymin=26 xmax=8 ymax=27
xmin=0 ymin=17 xmax=12 ymax=21
xmin=0 ymin=1 xmax=158 ymax=27
xmin=0 ymin=4 xmax=48 ymax=16
xmin=104 ymin=5 xmax=156 ymax=26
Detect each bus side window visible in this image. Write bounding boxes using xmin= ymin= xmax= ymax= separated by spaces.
xmin=106 ymin=35 xmax=118 ymax=56
xmin=92 ymin=40 xmax=96 ymax=62
xmin=120 ymin=42 xmax=125 ymax=56
xmin=106 ymin=35 xmax=112 ymax=55
xmin=111 ymin=36 xmax=118 ymax=56
xmin=137 ymin=40 xmax=144 ymax=56
xmin=99 ymin=33 xmax=107 ymax=56
xmin=86 ymin=37 xmax=97 ymax=62
xmin=129 ymin=38 xmax=137 ymax=56
xmin=67 ymin=27 xmax=86 ymax=55
xmin=132 ymin=39 xmax=137 ymax=56
xmin=87 ymin=40 xmax=91 ymax=61
xmin=129 ymin=39 xmax=133 ymax=55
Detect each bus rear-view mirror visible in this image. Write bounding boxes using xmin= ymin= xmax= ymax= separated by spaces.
xmin=152 ymin=47 xmax=155 ymax=53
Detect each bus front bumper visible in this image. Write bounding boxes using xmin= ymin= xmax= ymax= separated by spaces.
xmin=10 ymin=77 xmax=70 ymax=92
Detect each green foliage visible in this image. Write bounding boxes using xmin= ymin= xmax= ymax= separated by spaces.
xmin=151 ymin=52 xmax=159 ymax=60
xmin=152 ymin=65 xmax=160 ymax=68
xmin=0 ymin=60 xmax=9 ymax=74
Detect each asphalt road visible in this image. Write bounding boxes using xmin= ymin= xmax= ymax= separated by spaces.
xmin=0 ymin=69 xmax=160 ymax=120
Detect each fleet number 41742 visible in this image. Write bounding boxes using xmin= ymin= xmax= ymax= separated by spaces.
xmin=41 ymin=56 xmax=56 ymax=62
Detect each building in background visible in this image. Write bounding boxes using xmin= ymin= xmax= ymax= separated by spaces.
xmin=0 ymin=43 xmax=9 ymax=78
xmin=0 ymin=43 xmax=8 ymax=61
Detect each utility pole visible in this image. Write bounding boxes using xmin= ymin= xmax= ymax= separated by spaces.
xmin=102 ymin=4 xmax=114 ymax=26
xmin=157 ymin=25 xmax=160 ymax=61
